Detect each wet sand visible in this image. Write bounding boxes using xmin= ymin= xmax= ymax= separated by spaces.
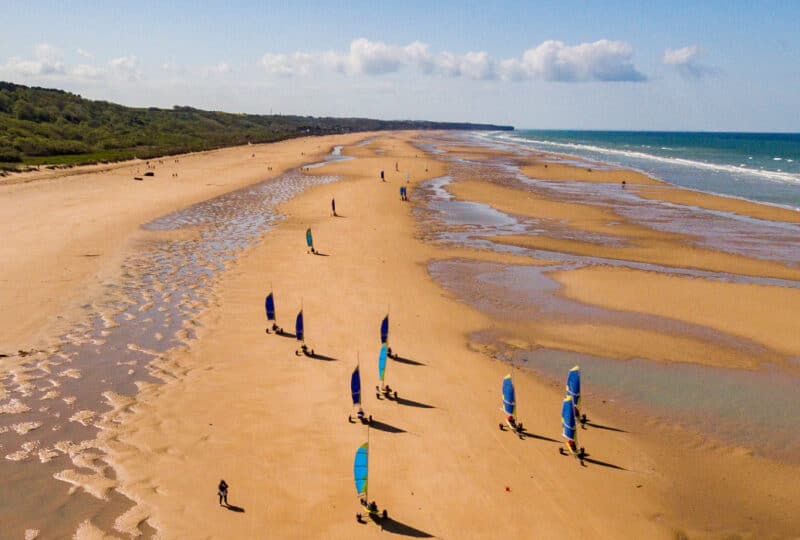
xmin=0 ymin=133 xmax=372 ymax=538
xmin=2 ymin=131 xmax=799 ymax=538
xmin=0 ymin=133 xmax=370 ymax=361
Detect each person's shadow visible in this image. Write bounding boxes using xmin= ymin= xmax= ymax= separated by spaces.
xmin=224 ymin=503 xmax=245 ymax=513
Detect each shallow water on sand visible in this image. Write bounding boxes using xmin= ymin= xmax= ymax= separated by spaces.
xmin=414 ymin=162 xmax=800 ymax=289
xmin=472 ymin=334 xmax=800 ymax=462
xmin=430 ymin=261 xmax=800 ymax=460
xmin=0 ymin=165 xmax=340 ymax=537
xmin=517 ymin=175 xmax=800 ymax=267
xmin=417 ymin=139 xmax=800 ymax=463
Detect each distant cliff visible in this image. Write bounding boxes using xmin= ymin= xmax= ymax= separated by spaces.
xmin=0 ymin=81 xmax=513 ymax=170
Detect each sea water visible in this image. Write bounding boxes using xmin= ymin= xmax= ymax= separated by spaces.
xmin=482 ymin=130 xmax=800 ymax=209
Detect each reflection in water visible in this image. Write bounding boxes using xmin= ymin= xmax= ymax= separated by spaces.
xmin=417 ymin=142 xmax=800 ymax=464
xmin=480 ymin=338 xmax=800 ymax=462
xmin=0 ymin=167 xmax=340 ymax=538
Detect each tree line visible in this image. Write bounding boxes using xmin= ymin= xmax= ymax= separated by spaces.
xmin=0 ymin=82 xmax=512 ymax=171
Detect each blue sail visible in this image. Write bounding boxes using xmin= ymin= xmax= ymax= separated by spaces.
xmin=380 ymin=315 xmax=389 ymax=344
xmin=295 ymin=310 xmax=304 ymax=342
xmin=561 ymin=396 xmax=577 ymax=442
xmin=306 ymin=228 xmax=314 ymax=248
xmin=566 ymin=366 xmax=581 ymax=409
xmin=265 ymin=293 xmax=276 ymax=321
xmin=502 ymin=375 xmax=516 ymax=416
xmin=351 ymin=365 xmax=361 ymax=406
xmin=378 ymin=344 xmax=388 ymax=382
xmin=353 ymin=442 xmax=369 ymax=497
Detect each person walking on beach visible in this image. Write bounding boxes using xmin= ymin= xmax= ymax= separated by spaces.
xmin=331 ymin=197 xmax=337 ymax=216
xmin=380 ymin=170 xmax=385 ymax=181
xmin=218 ymin=479 xmax=229 ymax=506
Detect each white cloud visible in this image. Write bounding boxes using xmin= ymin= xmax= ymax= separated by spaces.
xmin=500 ymin=40 xmax=646 ymax=82
xmin=256 ymin=38 xmax=644 ymax=82
xmin=259 ymin=52 xmax=318 ymax=77
xmin=4 ymin=43 xmax=65 ymax=76
xmin=663 ymin=45 xmax=699 ymax=66
xmin=458 ymin=51 xmax=495 ymax=80
xmin=76 ymin=48 xmax=93 ymax=59
xmin=663 ymin=45 xmax=713 ymax=79
xmin=109 ymin=55 xmax=141 ymax=80
xmin=347 ymin=38 xmax=405 ymax=75
xmin=434 ymin=51 xmax=461 ymax=77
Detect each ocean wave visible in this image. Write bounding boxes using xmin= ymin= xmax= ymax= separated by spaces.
xmin=494 ymin=134 xmax=800 ymax=185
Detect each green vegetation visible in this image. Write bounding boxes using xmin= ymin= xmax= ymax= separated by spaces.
xmin=0 ymin=81 xmax=512 ymax=172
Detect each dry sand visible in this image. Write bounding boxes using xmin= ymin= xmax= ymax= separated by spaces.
xmin=102 ymin=135 xmax=669 ymax=539
xmin=101 ymin=134 xmax=799 ymax=538
xmin=552 ymin=266 xmax=800 ymax=362
xmin=521 ymin=161 xmax=662 ymax=185
xmin=3 ymin=131 xmax=799 ymax=538
xmin=0 ymin=133 xmax=372 ymax=360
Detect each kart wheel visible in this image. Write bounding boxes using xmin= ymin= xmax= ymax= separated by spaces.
xmin=356 ymin=513 xmax=362 ymax=521
xmin=368 ymin=415 xmax=373 ymax=423
xmin=499 ymin=423 xmax=504 ymax=430
xmin=393 ymin=391 xmax=398 ymax=400
xmin=559 ymin=447 xmax=566 ymax=455
xmin=382 ymin=509 xmax=388 ymax=519
xmin=376 ymin=392 xmax=381 ymax=399
xmin=518 ymin=422 xmax=524 ymax=431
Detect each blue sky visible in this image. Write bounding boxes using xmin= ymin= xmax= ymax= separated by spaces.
xmin=1 ymin=0 xmax=798 ymax=131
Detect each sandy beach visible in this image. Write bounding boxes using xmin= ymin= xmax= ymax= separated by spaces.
xmin=2 ymin=131 xmax=799 ymax=539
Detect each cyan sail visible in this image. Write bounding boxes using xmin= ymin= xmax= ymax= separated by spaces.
xmin=561 ymin=396 xmax=577 ymax=442
xmin=295 ymin=310 xmax=304 ymax=342
xmin=378 ymin=344 xmax=388 ymax=383
xmin=566 ymin=366 xmax=581 ymax=409
xmin=380 ymin=315 xmax=389 ymax=345
xmin=502 ymin=375 xmax=516 ymax=417
xmin=351 ymin=365 xmax=361 ymax=406
xmin=306 ymin=228 xmax=314 ymax=249
xmin=353 ymin=442 xmax=369 ymax=497
xmin=265 ymin=293 xmax=276 ymax=321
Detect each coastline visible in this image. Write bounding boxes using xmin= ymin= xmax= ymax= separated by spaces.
xmin=1 ymin=131 xmax=799 ymax=538
xmin=482 ymin=130 xmax=800 ymax=212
